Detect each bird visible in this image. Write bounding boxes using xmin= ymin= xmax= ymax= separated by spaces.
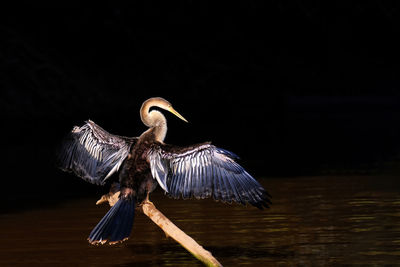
xmin=58 ymin=97 xmax=271 ymax=245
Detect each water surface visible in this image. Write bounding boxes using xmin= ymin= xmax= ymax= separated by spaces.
xmin=1 ymin=176 xmax=399 ymax=266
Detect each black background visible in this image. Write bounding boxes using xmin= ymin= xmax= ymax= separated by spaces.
xmin=1 ymin=3 xmax=400 ymax=212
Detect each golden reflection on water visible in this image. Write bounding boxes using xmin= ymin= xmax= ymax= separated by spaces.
xmin=0 ymin=175 xmax=399 ymax=266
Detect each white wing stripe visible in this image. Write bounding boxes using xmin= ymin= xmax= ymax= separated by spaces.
xmin=148 ymin=143 xmax=270 ymax=208
xmin=59 ymin=120 xmax=136 ymax=185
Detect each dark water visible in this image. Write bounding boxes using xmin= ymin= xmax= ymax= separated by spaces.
xmin=1 ymin=176 xmax=399 ymax=266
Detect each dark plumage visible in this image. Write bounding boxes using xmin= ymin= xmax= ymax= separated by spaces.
xmin=149 ymin=142 xmax=270 ymax=209
xmin=58 ymin=97 xmax=271 ymax=245
xmin=58 ymin=120 xmax=137 ymax=185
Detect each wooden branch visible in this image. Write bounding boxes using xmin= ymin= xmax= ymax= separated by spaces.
xmin=97 ymin=191 xmax=223 ymax=267
xmin=96 ymin=183 xmax=120 ymax=206
xmin=141 ymin=201 xmax=222 ymax=267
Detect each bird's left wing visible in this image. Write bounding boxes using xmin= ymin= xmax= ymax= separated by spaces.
xmin=148 ymin=142 xmax=271 ymax=209
xmin=58 ymin=120 xmax=137 ymax=185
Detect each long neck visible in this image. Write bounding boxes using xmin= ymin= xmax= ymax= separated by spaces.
xmin=140 ymin=100 xmax=167 ymax=142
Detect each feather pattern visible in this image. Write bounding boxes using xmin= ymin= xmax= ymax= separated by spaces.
xmin=148 ymin=142 xmax=271 ymax=209
xmin=58 ymin=120 xmax=137 ymax=185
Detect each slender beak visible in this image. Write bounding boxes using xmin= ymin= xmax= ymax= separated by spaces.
xmin=168 ymin=106 xmax=188 ymax=123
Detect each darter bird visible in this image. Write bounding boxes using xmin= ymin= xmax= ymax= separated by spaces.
xmin=58 ymin=97 xmax=271 ymax=244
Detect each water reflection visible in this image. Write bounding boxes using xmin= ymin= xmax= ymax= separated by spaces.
xmin=0 ymin=175 xmax=399 ymax=266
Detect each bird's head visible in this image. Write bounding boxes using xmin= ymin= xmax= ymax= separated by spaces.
xmin=145 ymin=97 xmax=188 ymax=123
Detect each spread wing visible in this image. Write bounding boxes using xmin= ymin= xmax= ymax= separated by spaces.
xmin=148 ymin=142 xmax=271 ymax=209
xmin=58 ymin=120 xmax=137 ymax=185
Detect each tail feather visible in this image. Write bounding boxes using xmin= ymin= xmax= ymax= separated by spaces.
xmin=109 ymin=200 xmax=134 ymax=242
xmin=88 ymin=197 xmax=135 ymax=244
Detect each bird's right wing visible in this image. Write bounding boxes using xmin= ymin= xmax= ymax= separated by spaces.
xmin=58 ymin=120 xmax=137 ymax=185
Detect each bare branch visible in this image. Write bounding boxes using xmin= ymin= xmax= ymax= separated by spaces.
xmin=96 ymin=191 xmax=223 ymax=266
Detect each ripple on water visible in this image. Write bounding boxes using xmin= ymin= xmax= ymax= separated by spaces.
xmin=0 ymin=175 xmax=399 ymax=265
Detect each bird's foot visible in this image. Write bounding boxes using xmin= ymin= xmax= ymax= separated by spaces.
xmin=143 ymin=199 xmax=154 ymax=206
xmin=140 ymin=195 xmax=154 ymax=207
